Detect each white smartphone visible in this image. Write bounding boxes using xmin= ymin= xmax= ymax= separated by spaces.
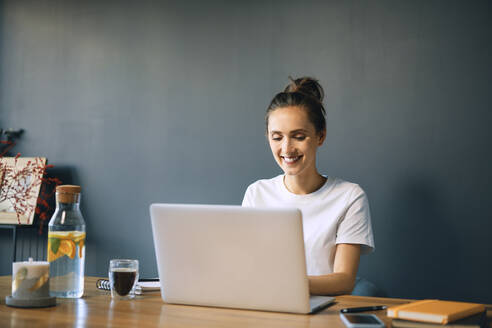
xmin=339 ymin=313 xmax=385 ymax=328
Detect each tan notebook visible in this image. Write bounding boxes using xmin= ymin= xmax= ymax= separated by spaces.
xmin=387 ymin=300 xmax=485 ymax=324
xmin=391 ymin=311 xmax=487 ymax=328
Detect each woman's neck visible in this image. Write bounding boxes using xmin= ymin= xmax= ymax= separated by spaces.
xmin=283 ymin=171 xmax=327 ymax=195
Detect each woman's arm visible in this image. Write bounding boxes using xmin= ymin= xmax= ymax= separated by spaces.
xmin=308 ymin=243 xmax=361 ymax=295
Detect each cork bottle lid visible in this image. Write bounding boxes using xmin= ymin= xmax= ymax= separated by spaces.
xmin=56 ymin=185 xmax=81 ymax=203
xmin=56 ymin=185 xmax=81 ymax=194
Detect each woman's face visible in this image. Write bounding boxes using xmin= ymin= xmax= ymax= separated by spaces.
xmin=267 ymin=106 xmax=325 ymax=178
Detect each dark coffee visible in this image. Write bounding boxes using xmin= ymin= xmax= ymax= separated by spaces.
xmin=110 ymin=269 xmax=136 ymax=296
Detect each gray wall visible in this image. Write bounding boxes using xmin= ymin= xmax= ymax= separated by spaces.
xmin=1 ymin=0 xmax=491 ymax=303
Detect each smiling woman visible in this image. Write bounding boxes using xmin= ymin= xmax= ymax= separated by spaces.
xmin=242 ymin=77 xmax=375 ymax=296
xmin=267 ymin=107 xmax=324 ymax=192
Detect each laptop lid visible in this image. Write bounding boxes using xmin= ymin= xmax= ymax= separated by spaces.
xmin=150 ymin=203 xmax=316 ymax=313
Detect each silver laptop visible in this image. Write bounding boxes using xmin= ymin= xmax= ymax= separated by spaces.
xmin=149 ymin=203 xmax=334 ymax=314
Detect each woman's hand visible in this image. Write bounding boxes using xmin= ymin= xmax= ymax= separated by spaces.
xmin=308 ymin=243 xmax=361 ymax=295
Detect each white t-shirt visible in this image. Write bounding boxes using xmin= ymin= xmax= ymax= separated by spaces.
xmin=242 ymin=175 xmax=375 ymax=276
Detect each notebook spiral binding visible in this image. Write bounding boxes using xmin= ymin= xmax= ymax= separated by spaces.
xmin=96 ymin=279 xmax=111 ymax=291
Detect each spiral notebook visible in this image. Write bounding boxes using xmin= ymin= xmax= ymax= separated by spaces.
xmin=96 ymin=279 xmax=161 ymax=294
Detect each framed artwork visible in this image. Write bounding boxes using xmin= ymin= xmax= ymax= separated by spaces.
xmin=0 ymin=157 xmax=47 ymax=225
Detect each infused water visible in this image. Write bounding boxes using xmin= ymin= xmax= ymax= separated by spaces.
xmin=48 ymin=231 xmax=85 ymax=298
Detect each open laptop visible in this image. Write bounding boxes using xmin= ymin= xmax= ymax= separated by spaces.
xmin=149 ymin=203 xmax=334 ymax=314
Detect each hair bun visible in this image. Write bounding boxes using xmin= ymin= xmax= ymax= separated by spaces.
xmin=284 ymin=76 xmax=324 ymax=103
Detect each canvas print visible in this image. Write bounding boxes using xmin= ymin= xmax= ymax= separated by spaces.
xmin=0 ymin=157 xmax=47 ymax=225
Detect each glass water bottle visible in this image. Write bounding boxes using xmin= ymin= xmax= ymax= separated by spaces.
xmin=47 ymin=185 xmax=86 ymax=298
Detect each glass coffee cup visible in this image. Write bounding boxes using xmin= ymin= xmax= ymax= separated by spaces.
xmin=109 ymin=259 xmax=139 ymax=300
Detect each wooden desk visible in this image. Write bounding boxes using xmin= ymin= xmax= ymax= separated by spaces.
xmin=0 ymin=276 xmax=490 ymax=327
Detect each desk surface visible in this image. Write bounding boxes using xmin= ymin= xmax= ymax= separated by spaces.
xmin=0 ymin=276 xmax=490 ymax=327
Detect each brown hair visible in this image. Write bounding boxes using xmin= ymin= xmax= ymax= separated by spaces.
xmin=266 ymin=76 xmax=326 ymax=134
